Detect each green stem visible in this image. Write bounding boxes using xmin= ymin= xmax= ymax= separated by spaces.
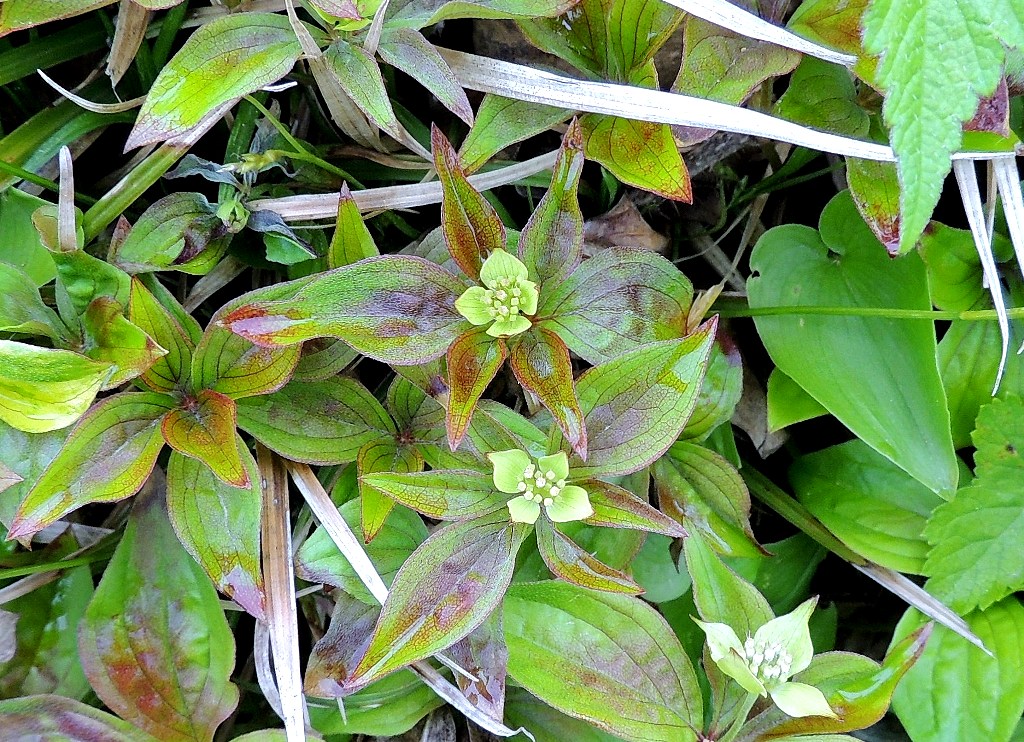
xmin=713 ymin=299 xmax=1024 ymax=322
xmin=718 ymin=692 xmax=759 ymax=742
xmin=0 ymin=160 xmax=96 ymax=205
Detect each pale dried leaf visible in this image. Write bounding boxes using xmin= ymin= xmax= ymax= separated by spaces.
xmin=108 ymin=0 xmax=150 ymax=85
xmin=583 ymin=196 xmax=668 ymax=255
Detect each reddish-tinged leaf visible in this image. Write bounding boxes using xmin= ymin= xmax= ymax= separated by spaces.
xmin=81 ymin=297 xmax=167 ymax=389
xmin=538 ymin=247 xmax=694 ymax=364
xmin=518 ymin=119 xmax=584 ymax=288
xmin=447 ymin=328 xmax=508 ymax=450
xmin=449 ymin=611 xmax=509 ymax=721
xmin=78 ymin=477 xmax=239 ymax=741
xmin=0 ymin=461 xmax=22 ymax=495
xmin=305 ymin=595 xmax=381 ymax=698
xmin=379 ymin=28 xmax=474 ymax=125
xmin=162 ymin=389 xmax=248 ymax=487
xmin=0 ymin=695 xmax=152 ymax=741
xmin=847 ymin=159 xmax=902 ymax=255
xmin=343 ymin=514 xmax=529 ymax=692
xmin=166 ymin=444 xmax=265 ymax=619
xmin=329 ymin=183 xmax=379 ymax=268
xmin=129 ymin=277 xmax=195 ymax=392
xmin=221 ymin=256 xmax=468 ymax=365
xmin=432 ymin=125 xmax=507 ymax=280
xmin=8 ymin=392 xmax=173 ymax=540
xmin=583 ymin=479 xmax=687 ymax=538
xmin=237 ymin=377 xmax=394 ymax=466
xmin=360 ymin=469 xmax=503 ymax=521
xmin=509 ymin=327 xmax=586 ymax=458
xmin=112 ymin=192 xmax=227 ymax=274
xmin=359 ymin=438 xmax=424 ymax=542
xmin=787 ymin=0 xmax=868 ymax=57
xmin=536 ymin=519 xmax=642 ymax=594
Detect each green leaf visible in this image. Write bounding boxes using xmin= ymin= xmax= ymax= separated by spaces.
xmin=433 ymin=126 xmax=506 ymax=281
xmin=0 ymin=188 xmax=55 ymax=285
xmin=128 ymin=277 xmax=196 ymax=393
xmin=237 ymin=377 xmax=394 ymax=465
xmin=390 ymin=0 xmax=577 ymax=28
xmin=221 ymin=256 xmax=469 ymax=365
xmin=8 ymin=392 xmax=172 ymax=539
xmin=308 ymin=671 xmax=443 ymax=735
xmin=378 ymin=28 xmax=473 ymax=125
xmin=747 ymin=190 xmax=957 ymax=494
xmin=458 ymin=95 xmax=571 ymax=173
xmin=295 ymin=498 xmax=428 ymax=605
xmin=0 ymin=695 xmax=154 ymax=741
xmin=325 ymin=39 xmax=402 ymax=138
xmin=681 ymin=339 xmax=743 ymax=441
xmin=0 ymin=262 xmax=66 ymax=341
xmin=775 ymin=57 xmax=870 ymax=138
xmin=892 ymin=599 xmax=1024 ymax=742
xmin=919 ymin=221 xmax=993 ymax=312
xmin=112 ymin=192 xmax=228 ymax=274
xmin=787 ymin=0 xmax=869 ymax=57
xmin=359 ymin=469 xmax=502 ymax=521
xmin=846 ymin=159 xmax=901 ymax=254
xmin=162 ymin=389 xmax=248 ymax=488
xmin=0 ymin=422 xmax=67 ymax=529
xmin=583 ymin=478 xmax=687 ymax=539
xmin=81 ymin=297 xmax=167 ymax=389
xmin=503 ymin=686 xmax=626 ymax=742
xmin=343 ymin=515 xmax=529 ymax=691
xmin=653 ymin=441 xmax=761 ymax=558
xmin=632 ymin=533 xmax=691 ymax=603
xmin=535 ymin=518 xmax=641 ymax=594
xmin=505 ymin=580 xmax=702 ymax=741
xmin=0 ymin=340 xmax=113 ymax=434
xmin=862 ymin=0 xmax=1014 ymax=252
xmin=538 ymin=247 xmax=693 ymax=364
xmin=565 ymin=326 xmax=715 ymax=479
xmin=78 ymin=480 xmax=239 ymax=741
xmin=166 ymin=443 xmax=265 ymax=619
xmin=728 ymin=534 xmax=825 ymax=617
xmin=0 ymin=0 xmax=116 ymax=35
xmin=51 ymin=249 xmax=131 ymax=323
xmin=766 ymin=368 xmax=828 ymax=431
xmin=924 ymin=396 xmax=1024 ymax=612
xmin=791 ymin=440 xmax=941 ymax=575
xmin=446 ymin=327 xmax=507 ymax=450
xmin=683 ymin=532 xmax=773 ymax=637
xmin=127 ymin=13 xmax=303 ymax=148
xmin=328 ymin=183 xmax=378 ymax=268
xmin=358 ymin=438 xmax=423 ymax=542
xmin=581 ymin=115 xmax=692 ymax=202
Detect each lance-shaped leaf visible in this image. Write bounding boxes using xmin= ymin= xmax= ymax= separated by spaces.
xmin=166 ymin=443 xmax=265 ymax=619
xmin=536 ymin=518 xmax=642 ymax=594
xmin=582 ymin=115 xmax=692 ymax=202
xmin=459 ymin=95 xmax=572 ymax=174
xmin=0 ymin=696 xmax=152 ymax=741
xmin=306 ymin=594 xmax=382 ymax=698
xmin=78 ymin=478 xmax=240 ymax=741
xmin=0 ymin=340 xmax=113 ymax=433
xmin=126 ymin=13 xmax=303 ymax=148
xmin=360 ymin=469 xmax=503 ymax=521
xmin=583 ymin=478 xmax=686 ymax=538
xmin=0 ymin=0 xmax=117 ymax=35
xmin=447 ymin=327 xmax=507 ymax=450
xmin=379 ymin=28 xmax=474 ymax=125
xmin=359 ymin=438 xmax=423 ymax=542
xmin=325 ymin=39 xmax=402 ymax=140
xmin=162 ymin=389 xmax=248 ymax=487
xmin=8 ymin=393 xmax=172 ymax=539
xmin=518 ymin=119 xmax=584 ymax=288
xmin=504 ymin=580 xmax=703 ymax=741
xmin=329 ymin=183 xmax=379 ymax=268
xmin=448 ymin=611 xmax=508 ymax=721
xmin=391 ymin=0 xmax=577 ymax=28
xmin=341 ymin=514 xmax=529 ymax=692
xmin=128 ymin=277 xmax=195 ymax=392
xmin=509 ymin=327 xmax=586 ymax=458
xmin=81 ymin=297 xmax=166 ymax=389
xmin=538 ymin=247 xmax=694 ymax=364
xmin=433 ymin=125 xmax=506 ymax=280
xmin=237 ymin=377 xmax=394 ymax=465
xmin=684 ymin=532 xmax=773 ymax=636
xmin=222 ymin=257 xmax=468 ymax=365
xmin=0 ymin=262 xmax=67 ymax=341
xmin=112 ymin=192 xmax=228 ymax=274
xmin=565 ymin=324 xmax=715 ymax=479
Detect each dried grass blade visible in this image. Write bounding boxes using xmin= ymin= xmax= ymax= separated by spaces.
xmin=38 ymin=71 xmax=145 ymax=113
xmin=57 ymin=147 xmax=77 ymax=253
xmin=993 ymin=156 xmax=1024 ymax=352
xmin=108 ymin=0 xmax=151 ymax=85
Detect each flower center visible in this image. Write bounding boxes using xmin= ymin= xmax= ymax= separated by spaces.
xmin=741 ymin=637 xmax=792 ymax=683
xmin=483 ymin=278 xmax=527 ymax=320
xmin=515 ymin=460 xmax=568 ymax=507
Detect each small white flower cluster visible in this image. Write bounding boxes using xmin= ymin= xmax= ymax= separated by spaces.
xmin=742 ymin=637 xmax=793 ymax=682
xmin=482 ymin=278 xmax=526 ymax=320
xmin=516 ymin=461 xmax=568 ymax=507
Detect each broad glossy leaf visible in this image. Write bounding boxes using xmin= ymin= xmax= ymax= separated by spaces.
xmin=295 ymin=498 xmax=428 ymax=605
xmin=536 ymin=518 xmax=641 ymax=594
xmin=766 ymin=368 xmax=828 ymax=431
xmin=433 ymin=126 xmax=506 ymax=280
xmin=359 ymin=438 xmax=423 ymax=542
xmin=632 ymin=534 xmax=691 ymax=603
xmin=127 ymin=14 xmax=303 ymax=148
xmin=0 ymin=695 xmax=152 ymax=741
xmin=747 ymin=190 xmax=958 ymax=494
xmin=328 ymin=183 xmax=378 ymax=268
xmin=325 ymin=39 xmax=402 ymax=138
xmin=459 ymin=95 xmax=571 ymax=173
xmin=0 ymin=0 xmax=115 ymax=35
xmin=79 ymin=479 xmax=239 ymax=741
xmin=8 ymin=393 xmax=172 ymax=539
xmin=166 ymin=443 xmax=265 ymax=618
xmin=359 ymin=469 xmax=502 ymax=521
xmin=565 ymin=326 xmax=715 ymax=479
xmin=446 ymin=328 xmax=507 ymax=450
xmin=390 ymin=0 xmax=577 ymax=28
xmin=791 ymin=440 xmax=942 ymax=574
xmin=653 ymin=441 xmax=761 ymax=558
xmin=112 ymin=192 xmax=228 ymax=274
xmin=237 ymin=377 xmax=394 ymax=465
xmin=0 ymin=340 xmax=112 ymax=433
xmin=378 ymin=28 xmax=473 ymax=125
xmin=504 ymin=580 xmax=702 ymax=741
xmin=128 ymin=277 xmax=195 ymax=393
xmin=582 ymin=115 xmax=692 ymax=202
xmin=221 ymin=256 xmax=469 ymax=365
xmin=0 ymin=263 xmax=66 ymax=341
xmin=0 ymin=189 xmax=55 ymax=285
xmin=449 ymin=611 xmax=508 ymax=720
xmin=162 ymin=389 xmax=247 ymax=487
xmin=81 ymin=297 xmax=166 ymax=389
xmin=583 ymin=478 xmax=686 ymax=538
xmin=538 ymin=247 xmax=693 ymax=364
xmin=343 ymin=515 xmax=529 ymax=692
xmin=919 ymin=221 xmax=996 ymax=312
xmin=892 ymin=599 xmax=1024 ymax=742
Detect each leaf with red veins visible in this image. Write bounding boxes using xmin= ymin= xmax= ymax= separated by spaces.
xmin=583 ymin=478 xmax=687 ymax=538
xmin=446 ymin=328 xmax=508 ymax=450
xmin=536 ymin=518 xmax=643 ymax=594
xmin=162 ymin=389 xmax=248 ymax=487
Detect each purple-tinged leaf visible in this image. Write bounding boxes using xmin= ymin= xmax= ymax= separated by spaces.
xmin=536 ymin=519 xmax=642 ymax=594
xmin=0 ymin=695 xmax=152 ymax=741
xmin=129 ymin=278 xmax=195 ymax=392
xmin=847 ymin=158 xmax=902 ymax=255
xmin=81 ymin=297 xmax=167 ymax=389
xmin=8 ymin=392 xmax=173 ymax=540
xmin=360 ymin=469 xmax=502 ymax=521
xmin=379 ymin=28 xmax=474 ymax=125
xmin=448 ymin=610 xmax=508 ymax=721
xmin=0 ymin=461 xmax=21 ymax=495
xmin=359 ymin=438 xmax=424 ymax=542
xmin=78 ymin=476 xmax=239 ymax=741
xmin=329 ymin=183 xmax=379 ymax=269
xmin=505 ymin=580 xmax=703 ymax=741
xmin=583 ymin=479 xmax=687 ymax=538
xmin=162 ymin=389 xmax=248 ymax=487
xmin=458 ymin=95 xmax=572 ymax=174
xmin=112 ymin=192 xmax=228 ymax=274
xmin=432 ymin=125 xmax=506 ymax=280
xmin=518 ymin=119 xmax=584 ymax=288
xmin=565 ymin=323 xmax=716 ymax=479
xmin=306 ymin=594 xmax=381 ymax=698
xmin=509 ymin=327 xmax=585 ymax=458
xmin=582 ymin=115 xmax=692 ymax=202
xmin=166 ymin=443 xmax=265 ymax=619
xmin=342 ymin=514 xmax=529 ymax=692
xmin=308 ymin=0 xmax=361 ymax=18
xmin=237 ymin=377 xmax=394 ymax=466
xmin=538 ymin=247 xmax=694 ymax=364
xmin=447 ymin=328 xmax=507 ymax=450
xmin=221 ymin=256 xmax=469 ymax=365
